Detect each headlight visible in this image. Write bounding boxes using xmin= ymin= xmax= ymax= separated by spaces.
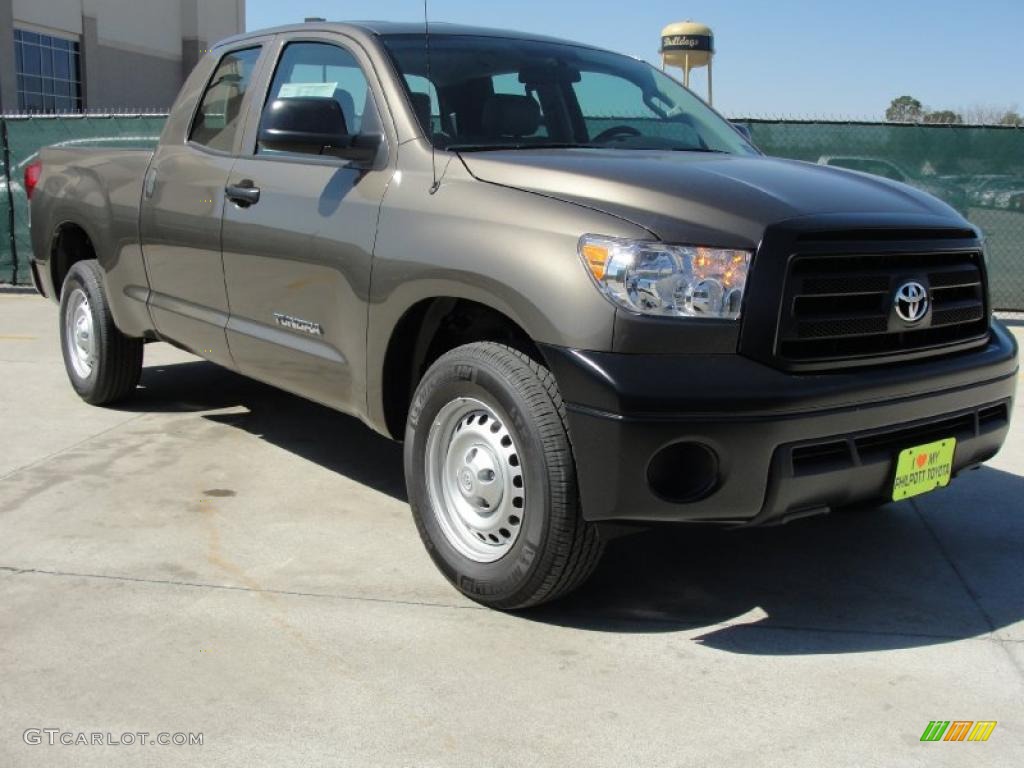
xmin=578 ymin=235 xmax=751 ymax=319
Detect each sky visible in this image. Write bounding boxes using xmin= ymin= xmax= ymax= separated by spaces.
xmin=245 ymin=0 xmax=1023 ymax=120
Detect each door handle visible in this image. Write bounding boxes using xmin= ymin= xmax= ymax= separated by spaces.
xmin=143 ymin=167 xmax=157 ymax=199
xmin=225 ymin=180 xmax=260 ymax=207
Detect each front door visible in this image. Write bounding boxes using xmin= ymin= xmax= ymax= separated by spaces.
xmin=140 ymin=45 xmax=263 ymax=368
xmin=221 ymin=36 xmax=393 ymax=415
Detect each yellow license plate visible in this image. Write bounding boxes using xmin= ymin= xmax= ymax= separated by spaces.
xmin=892 ymin=438 xmax=956 ymax=501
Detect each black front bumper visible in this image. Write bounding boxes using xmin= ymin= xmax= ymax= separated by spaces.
xmin=541 ymin=322 xmax=1018 ymax=525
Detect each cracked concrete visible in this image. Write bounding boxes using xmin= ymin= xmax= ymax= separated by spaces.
xmin=1 ymin=294 xmax=1021 ymax=767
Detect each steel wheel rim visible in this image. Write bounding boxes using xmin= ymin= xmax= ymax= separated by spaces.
xmin=425 ymin=397 xmax=526 ymax=562
xmin=65 ymin=288 xmax=95 ymax=379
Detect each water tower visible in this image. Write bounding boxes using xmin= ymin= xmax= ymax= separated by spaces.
xmin=660 ymin=21 xmax=714 ymax=104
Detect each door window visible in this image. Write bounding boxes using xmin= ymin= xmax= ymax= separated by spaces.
xmin=189 ymin=47 xmax=261 ymax=152
xmin=258 ymin=41 xmax=380 ymax=154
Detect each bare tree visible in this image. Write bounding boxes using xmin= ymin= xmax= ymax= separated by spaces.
xmin=886 ymin=96 xmax=1023 ymax=126
xmin=958 ymin=104 xmax=1024 ymax=126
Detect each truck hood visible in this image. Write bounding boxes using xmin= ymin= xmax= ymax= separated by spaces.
xmin=459 ymin=149 xmax=963 ymax=248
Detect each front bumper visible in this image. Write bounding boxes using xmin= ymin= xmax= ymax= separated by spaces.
xmin=541 ymin=322 xmax=1018 ymax=525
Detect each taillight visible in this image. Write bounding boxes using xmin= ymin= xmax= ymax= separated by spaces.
xmin=25 ymin=160 xmax=42 ymax=200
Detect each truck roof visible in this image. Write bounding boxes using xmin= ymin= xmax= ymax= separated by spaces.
xmin=215 ymin=21 xmax=585 ymax=50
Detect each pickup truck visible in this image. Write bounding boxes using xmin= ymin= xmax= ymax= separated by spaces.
xmin=27 ymin=22 xmax=1018 ymax=610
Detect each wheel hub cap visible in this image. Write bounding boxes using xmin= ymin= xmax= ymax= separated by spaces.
xmin=425 ymin=398 xmax=525 ymax=562
xmin=65 ymin=288 xmax=95 ymax=379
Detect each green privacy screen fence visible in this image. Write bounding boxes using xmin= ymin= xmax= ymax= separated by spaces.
xmin=1 ymin=115 xmax=1022 ymax=310
xmin=0 ymin=114 xmax=166 ymax=286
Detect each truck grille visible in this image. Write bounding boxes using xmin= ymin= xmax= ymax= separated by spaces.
xmin=776 ymin=250 xmax=988 ymax=364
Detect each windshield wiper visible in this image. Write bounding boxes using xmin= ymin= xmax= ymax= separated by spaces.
xmin=448 ymin=142 xmax=733 ymax=154
xmin=669 ymin=147 xmax=730 ymax=153
xmin=448 ymin=143 xmax=596 ymax=152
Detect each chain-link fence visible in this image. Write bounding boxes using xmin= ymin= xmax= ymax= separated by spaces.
xmin=733 ymin=120 xmax=1024 ymax=311
xmin=1 ymin=115 xmax=1022 ymax=310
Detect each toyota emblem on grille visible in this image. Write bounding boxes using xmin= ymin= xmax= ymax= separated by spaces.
xmin=894 ymin=281 xmax=929 ymax=323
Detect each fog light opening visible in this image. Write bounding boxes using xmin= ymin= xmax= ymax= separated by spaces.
xmin=647 ymin=441 xmax=719 ymax=503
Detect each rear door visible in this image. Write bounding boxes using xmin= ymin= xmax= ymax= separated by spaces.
xmin=140 ymin=44 xmax=266 ymax=367
xmin=220 ymin=34 xmax=394 ymax=414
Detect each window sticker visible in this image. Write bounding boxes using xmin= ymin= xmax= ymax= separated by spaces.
xmin=278 ymin=82 xmax=337 ymax=98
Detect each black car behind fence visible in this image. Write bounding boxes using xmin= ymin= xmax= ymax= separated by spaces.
xmin=2 ymin=114 xmax=1022 ymax=311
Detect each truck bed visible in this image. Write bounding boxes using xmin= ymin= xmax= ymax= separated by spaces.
xmin=30 ymin=146 xmax=156 ymax=335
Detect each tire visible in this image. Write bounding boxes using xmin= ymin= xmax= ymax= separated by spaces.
xmin=58 ymin=259 xmax=143 ymax=405
xmin=404 ymin=342 xmax=604 ymax=609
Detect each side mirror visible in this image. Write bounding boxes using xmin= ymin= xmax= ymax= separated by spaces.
xmin=258 ymin=97 xmax=381 ymax=164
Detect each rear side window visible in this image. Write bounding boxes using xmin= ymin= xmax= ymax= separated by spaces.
xmin=189 ymin=47 xmax=261 ymax=152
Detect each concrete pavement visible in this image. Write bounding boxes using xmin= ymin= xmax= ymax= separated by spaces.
xmin=1 ymin=293 xmax=1022 ymax=767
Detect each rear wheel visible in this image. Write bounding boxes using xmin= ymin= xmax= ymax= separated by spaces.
xmin=404 ymin=342 xmax=604 ymax=609
xmin=59 ymin=260 xmax=143 ymax=405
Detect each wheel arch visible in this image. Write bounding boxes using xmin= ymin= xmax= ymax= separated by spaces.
xmin=377 ymin=296 xmax=548 ymax=440
xmin=49 ymin=220 xmax=100 ymax=300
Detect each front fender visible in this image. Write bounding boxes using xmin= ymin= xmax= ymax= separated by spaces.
xmin=364 ymin=148 xmax=649 ymax=434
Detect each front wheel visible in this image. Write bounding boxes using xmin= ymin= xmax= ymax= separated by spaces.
xmin=404 ymin=342 xmax=604 ymax=609
xmin=59 ymin=260 xmax=143 ymax=405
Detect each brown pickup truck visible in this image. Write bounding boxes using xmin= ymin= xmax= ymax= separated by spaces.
xmin=27 ymin=22 xmax=1018 ymax=609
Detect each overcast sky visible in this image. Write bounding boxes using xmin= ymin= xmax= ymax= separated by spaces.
xmin=245 ymin=0 xmax=1023 ymax=120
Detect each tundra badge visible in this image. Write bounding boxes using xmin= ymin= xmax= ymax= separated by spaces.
xmin=273 ymin=313 xmax=323 ymax=336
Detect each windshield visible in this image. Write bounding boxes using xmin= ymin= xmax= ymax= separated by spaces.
xmin=382 ymin=34 xmax=756 ymax=155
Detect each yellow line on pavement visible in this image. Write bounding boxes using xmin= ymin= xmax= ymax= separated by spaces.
xmin=0 ymin=335 xmax=36 ymax=340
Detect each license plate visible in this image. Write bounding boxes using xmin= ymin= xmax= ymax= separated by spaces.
xmin=892 ymin=438 xmax=956 ymax=501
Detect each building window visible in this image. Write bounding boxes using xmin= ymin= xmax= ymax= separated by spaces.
xmin=14 ymin=29 xmax=83 ymax=113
